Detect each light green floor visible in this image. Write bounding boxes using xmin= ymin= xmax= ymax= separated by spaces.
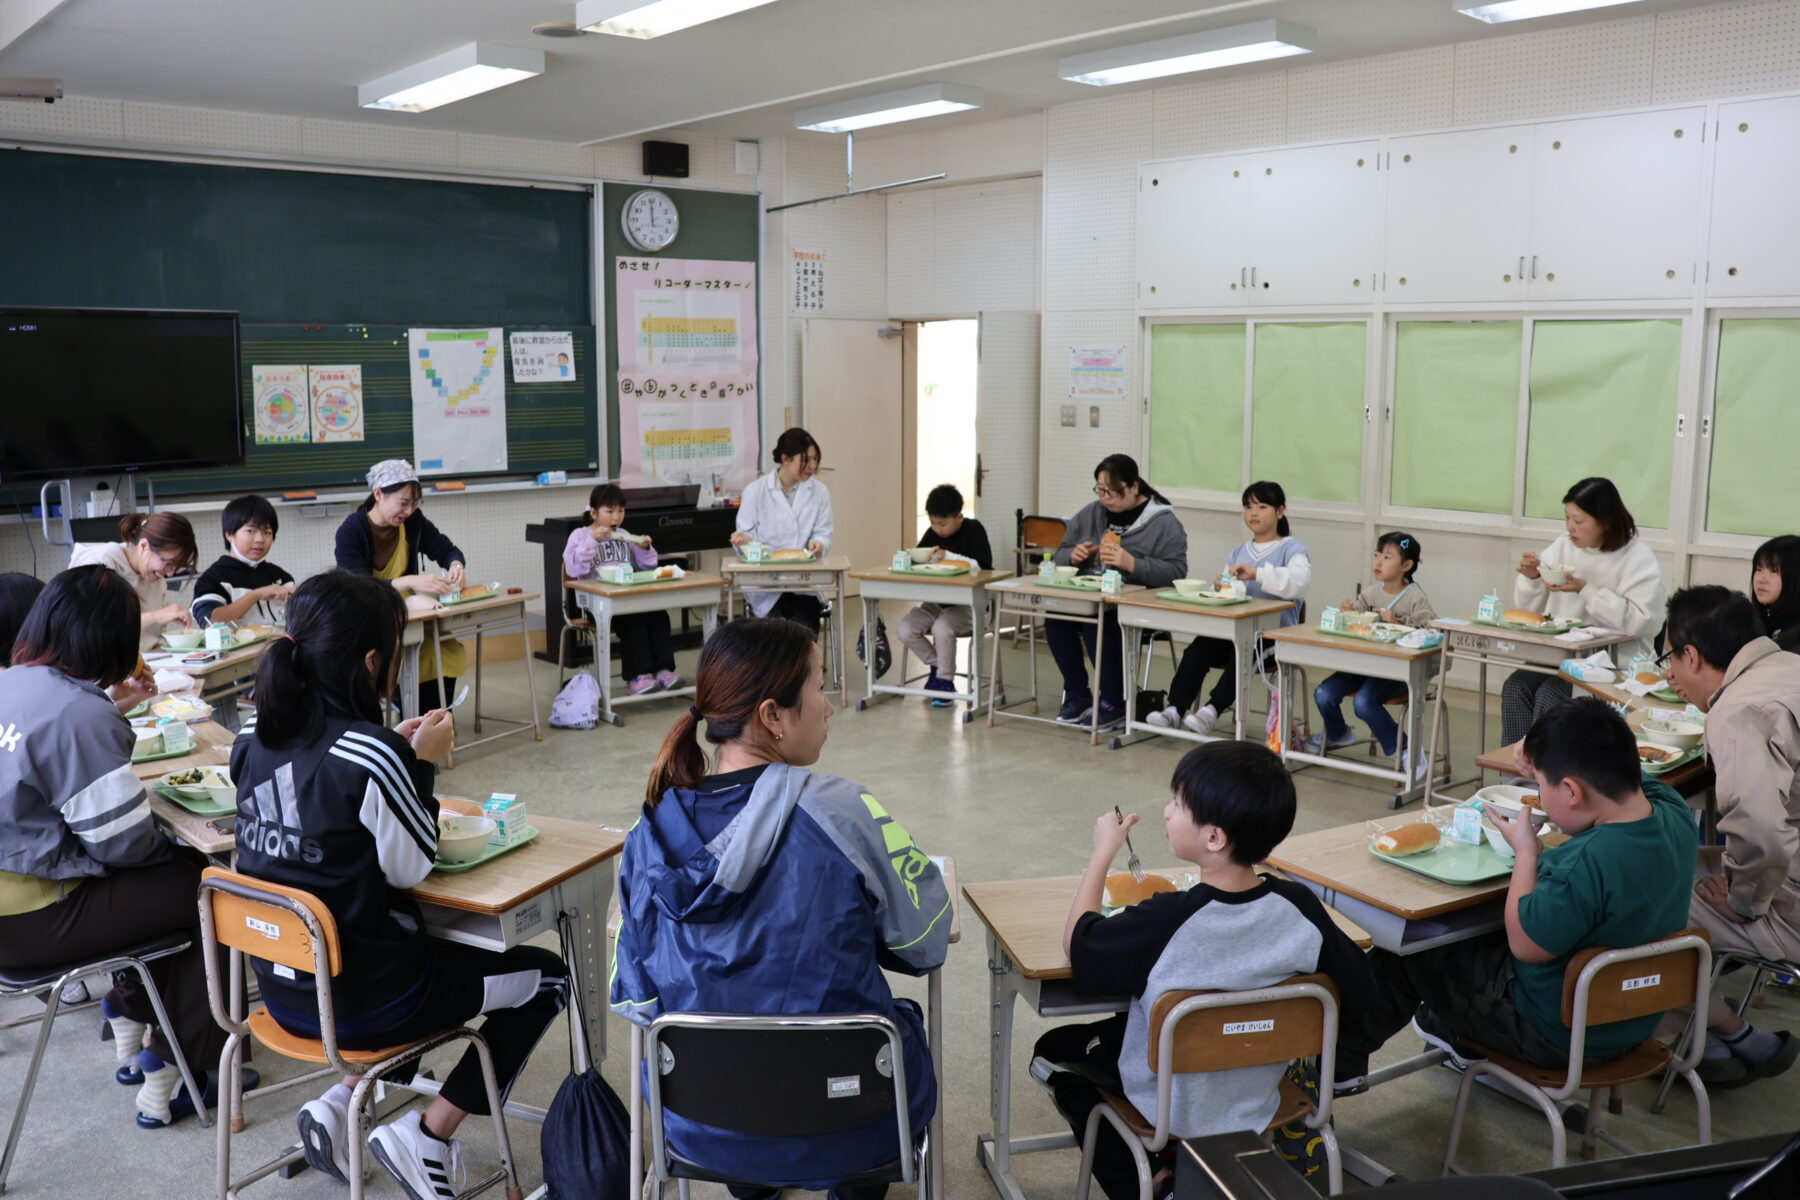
xmin=2 ymin=634 xmax=1793 ymax=1198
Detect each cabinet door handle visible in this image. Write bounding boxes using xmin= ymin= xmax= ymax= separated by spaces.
xmin=1518 ymin=255 xmax=1525 ymax=281
xmin=1240 ymin=267 xmax=1247 ymax=289
xmin=1250 ymin=266 xmax=1258 ymax=288
xmin=1530 ymin=254 xmax=1539 ymax=279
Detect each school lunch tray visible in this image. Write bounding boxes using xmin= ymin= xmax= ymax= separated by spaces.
xmin=431 ymin=825 xmax=541 ymax=874
xmin=1474 ymin=615 xmax=1587 ymax=635
xmin=599 ymin=570 xmax=686 ymax=585
xmin=1038 ymin=576 xmax=1109 ymax=592
xmin=891 ymin=563 xmax=970 ymax=576
xmin=437 ymin=589 xmax=503 ymax=606
xmin=1314 ymin=621 xmax=1414 ymax=643
xmin=1369 ymin=837 xmax=1514 ymax=885
xmin=131 ymin=743 xmax=198 ymax=765
xmin=152 ymin=781 xmax=235 ymax=817
xmin=1156 ymin=590 xmax=1248 ymax=606
xmin=736 ymin=553 xmax=817 ymax=565
xmin=1639 ymin=745 xmax=1704 ymax=775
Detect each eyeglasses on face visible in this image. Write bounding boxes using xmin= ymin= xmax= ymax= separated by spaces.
xmin=1093 ymin=485 xmax=1125 ymax=499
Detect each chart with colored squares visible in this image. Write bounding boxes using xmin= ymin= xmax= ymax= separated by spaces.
xmin=409 ymin=327 xmax=508 ymax=475
xmin=252 ymin=364 xmax=308 ymax=444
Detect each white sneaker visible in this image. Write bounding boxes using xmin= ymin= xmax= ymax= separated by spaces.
xmin=368 ymin=1111 xmax=464 ymax=1200
xmin=1182 ymin=705 xmax=1219 ymax=736
xmin=1300 ymin=731 xmax=1357 ymax=755
xmin=1404 ymin=748 xmax=1430 ymax=784
xmin=297 ymin=1090 xmax=351 ymax=1184
xmin=1143 ymin=705 xmax=1179 ymax=729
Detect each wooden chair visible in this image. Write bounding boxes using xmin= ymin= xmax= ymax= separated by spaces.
xmin=1074 ymin=975 xmax=1343 ymax=1200
xmin=1652 ymin=947 xmax=1798 ymax=1115
xmin=197 ymin=867 xmax=523 ymax=1200
xmin=1013 ymin=510 xmax=1069 ymax=646
xmin=1442 ymin=929 xmax=1712 ymax=1173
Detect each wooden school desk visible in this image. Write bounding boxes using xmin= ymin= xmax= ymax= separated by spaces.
xmin=1422 ymin=618 xmax=1635 ymax=804
xmin=399 ymin=590 xmax=544 ymax=763
xmin=130 ymin=719 xmax=234 ymax=781
xmin=962 ymin=870 xmax=1369 ymax=1200
xmin=567 ymin=572 xmax=723 ymax=726
xmin=147 ymin=637 xmax=273 ymax=722
xmin=849 ymin=565 xmax=1011 ymax=722
xmin=1108 ymin=592 xmax=1293 ymax=751
xmin=1262 ymin=624 xmax=1445 ymax=808
xmin=721 ymin=555 xmax=852 ymax=706
xmin=984 ymin=576 xmax=1145 ymax=746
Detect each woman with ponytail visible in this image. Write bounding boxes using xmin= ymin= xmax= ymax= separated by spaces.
xmin=70 ymin=511 xmax=199 ymax=649
xmin=232 ymin=571 xmax=568 ymax=1195
xmin=613 ymin=618 xmax=950 ymax=1199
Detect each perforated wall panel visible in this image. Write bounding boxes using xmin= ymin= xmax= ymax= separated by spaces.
xmin=1288 ymin=46 xmax=1456 ymax=143
xmin=1037 ymin=309 xmax=1138 ymax=516
xmin=457 ymin=132 xmax=590 ymax=178
xmin=1150 ymin=72 xmax=1287 ymax=159
xmin=301 ymin=117 xmax=458 ymax=166
xmin=1045 ymin=92 xmax=1151 ymax=313
xmin=0 ymin=95 xmax=124 ymax=139
xmin=121 ymin=102 xmax=303 ymax=154
xmin=975 ymin=311 xmax=1041 ymax=531
xmin=1654 ymin=0 xmax=1800 ymax=102
xmin=1453 ymin=14 xmax=1656 ymax=124
xmin=886 ymin=192 xmax=936 ymax=316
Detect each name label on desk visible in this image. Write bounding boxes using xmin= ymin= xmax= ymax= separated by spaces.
xmin=1223 ymin=1019 xmax=1275 ymax=1035
xmin=514 ymin=898 xmax=546 ymax=940
xmin=827 ymin=1076 xmax=861 ymax=1099
xmin=1621 ymin=973 xmax=1662 ymax=992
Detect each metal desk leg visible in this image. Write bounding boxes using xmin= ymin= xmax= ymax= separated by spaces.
xmin=837 ymin=573 xmax=849 ymax=706
xmin=986 ymin=603 xmax=1004 ymax=727
xmin=1089 ymin=613 xmax=1104 ymax=746
xmin=976 ymin=930 xmax=1027 ymax=1200
xmin=928 ymin=966 xmax=944 ymax=1198
xmin=1424 ymin=655 xmax=1451 ymax=806
xmin=701 ymin=600 xmax=717 ymax=640
xmin=522 ymin=607 xmax=543 ymax=741
xmin=629 ymin=1023 xmax=644 ymax=1200
xmin=597 ymin=602 xmax=622 ymax=729
xmin=860 ymin=593 xmax=877 ymax=709
xmin=1235 ymin=624 xmax=1254 ymax=743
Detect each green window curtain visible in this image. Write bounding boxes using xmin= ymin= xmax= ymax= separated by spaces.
xmin=1249 ymin=322 xmax=1366 ymax=505
xmin=1391 ymin=322 xmax=1521 ymax=515
xmin=1707 ymin=319 xmax=1800 ymax=538
xmin=1523 ymin=320 xmax=1681 ymax=527
xmin=1147 ymin=323 xmax=1244 ymax=492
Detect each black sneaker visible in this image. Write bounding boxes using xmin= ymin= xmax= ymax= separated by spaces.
xmin=1055 ymin=697 xmax=1092 ymax=723
xmin=1095 ymin=701 xmax=1126 ymax=730
xmin=1412 ymin=1011 xmax=1484 ymax=1070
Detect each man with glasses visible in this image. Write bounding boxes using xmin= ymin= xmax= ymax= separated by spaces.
xmin=1660 ymin=585 xmax=1800 ymax=1088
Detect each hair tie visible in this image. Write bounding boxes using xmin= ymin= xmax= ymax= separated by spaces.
xmin=688 ymin=704 xmax=703 ymax=721
xmin=280 ymin=633 xmax=296 ymax=646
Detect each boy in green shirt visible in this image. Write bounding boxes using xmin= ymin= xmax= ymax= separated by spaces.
xmin=1335 ymin=698 xmax=1697 ymax=1092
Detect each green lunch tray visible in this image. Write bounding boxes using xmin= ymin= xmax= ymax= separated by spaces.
xmin=1649 ymin=685 xmax=1683 ymax=704
xmin=892 ymin=563 xmax=970 ymax=576
xmin=1369 ymin=838 xmax=1513 ymax=885
xmin=131 ymin=743 xmax=197 ymax=765
xmin=1474 ymin=615 xmax=1586 ymax=635
xmin=437 ymin=589 xmax=506 ymax=606
xmin=1640 ymin=745 xmax=1704 ymax=775
xmin=432 ymin=825 xmax=541 ymax=874
xmin=1039 ymin=576 xmax=1108 ymax=593
xmin=153 ymin=781 xmax=236 ymax=817
xmin=1156 ymin=591 xmax=1248 ymax=606
xmin=1313 ymin=622 xmax=1414 ymax=643
xmin=601 ymin=570 xmax=685 ymax=585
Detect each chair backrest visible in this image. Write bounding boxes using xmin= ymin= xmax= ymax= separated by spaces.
xmin=1148 ymin=974 xmax=1339 ymax=1074
xmin=198 ymin=866 xmax=342 ymax=979
xmin=1019 ymin=514 xmax=1068 ymax=556
xmin=1561 ymin=928 xmax=1710 ymax=1029
xmin=560 ymin=565 xmax=584 ymax=621
xmin=645 ymin=1012 xmax=913 ymax=1184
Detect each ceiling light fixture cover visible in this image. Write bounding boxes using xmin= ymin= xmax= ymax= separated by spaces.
xmin=1454 ymin=0 xmax=1646 ymax=22
xmin=576 ymin=0 xmax=778 ymax=39
xmin=793 ymin=83 xmax=985 ymax=133
xmin=359 ymin=42 xmax=544 ymax=112
xmin=1058 ymin=18 xmax=1314 ymax=86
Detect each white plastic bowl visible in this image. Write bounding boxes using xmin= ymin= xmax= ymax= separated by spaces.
xmin=1172 ymin=579 xmax=1206 ymax=597
xmin=163 ymin=628 xmax=203 ymax=649
xmin=200 ymin=769 xmax=236 ymax=808
xmin=1640 ymin=718 xmax=1704 ymax=751
xmin=1054 ymin=565 xmax=1079 ymax=580
xmin=1538 ymin=564 xmax=1573 ymax=586
xmin=1483 ymin=820 xmax=1548 ymax=859
xmin=437 ymin=815 xmax=497 ymax=864
xmin=1474 ymin=784 xmax=1549 ymax=828
xmin=907 ymin=548 xmax=935 ymax=564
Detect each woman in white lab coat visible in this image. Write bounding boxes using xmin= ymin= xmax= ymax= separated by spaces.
xmin=730 ymin=428 xmax=834 ymax=632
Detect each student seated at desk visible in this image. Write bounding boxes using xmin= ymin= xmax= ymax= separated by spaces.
xmin=189 ymin=494 xmax=295 ymax=628
xmin=1335 ymin=698 xmax=1696 ymax=1095
xmin=1659 ymin=585 xmax=1800 ymax=1088
xmin=563 ymin=482 xmax=685 ymax=695
xmin=232 ymin=571 xmax=568 ymax=1195
xmin=1033 ymin=741 xmax=1375 ymax=1200
xmin=1299 ymin=531 xmax=1436 ymax=773
xmin=611 ymin=618 xmax=949 ymax=1199
xmin=1503 ymin=477 xmax=1665 ymax=748
xmin=1048 ymin=454 xmax=1188 ymax=730
xmin=1750 ymin=535 xmax=1800 ymax=654
xmin=896 ymin=483 xmax=993 ymax=705
xmin=730 ymin=427 xmax=834 ymax=633
xmin=334 ymin=459 xmax=468 ymax=712
xmin=70 ymin=512 xmax=199 ymax=651
xmin=1147 ymin=481 xmax=1306 ymax=737
xmin=0 ymin=566 xmax=228 ymax=1129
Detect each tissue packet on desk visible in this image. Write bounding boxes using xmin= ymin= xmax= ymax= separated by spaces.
xmin=1559 ymin=650 xmax=1617 ymax=684
xmin=1397 ymin=628 xmax=1444 ymax=649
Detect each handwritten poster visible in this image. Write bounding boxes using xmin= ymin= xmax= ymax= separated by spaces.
xmin=308 ymin=364 xmax=364 ymax=443
xmin=615 ymin=257 xmax=758 ymax=487
xmin=408 ymin=328 xmax=507 ymax=475
xmin=792 ymin=247 xmax=826 ymax=313
xmin=1069 ymin=346 xmax=1126 ymax=400
xmin=252 ymin=365 xmax=309 ymax=444
xmin=509 ymin=331 xmax=577 ymax=382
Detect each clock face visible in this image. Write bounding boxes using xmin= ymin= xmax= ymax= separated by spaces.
xmin=623 ymin=189 xmax=679 ymax=252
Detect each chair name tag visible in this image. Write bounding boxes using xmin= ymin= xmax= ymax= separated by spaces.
xmin=1621 ymin=974 xmax=1662 ymax=991
xmin=827 ymin=1075 xmax=861 ymax=1099
xmin=244 ymin=916 xmax=280 ymax=940
xmin=1224 ymin=1019 xmax=1275 ymax=1035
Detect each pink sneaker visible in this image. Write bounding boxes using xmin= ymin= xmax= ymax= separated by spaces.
xmin=627 ymin=674 xmax=658 ymax=696
xmin=655 ymin=669 xmax=686 ymax=690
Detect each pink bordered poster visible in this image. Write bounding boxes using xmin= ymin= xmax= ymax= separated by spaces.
xmin=615 ymin=256 xmax=758 ymax=487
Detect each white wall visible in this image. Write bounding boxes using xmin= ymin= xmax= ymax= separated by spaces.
xmin=887 ymin=176 xmax=1042 ymax=317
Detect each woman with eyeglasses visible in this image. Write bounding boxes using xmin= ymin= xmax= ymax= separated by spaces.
xmin=1045 ymin=455 xmax=1188 ymax=730
xmin=69 ymin=512 xmax=199 ymax=650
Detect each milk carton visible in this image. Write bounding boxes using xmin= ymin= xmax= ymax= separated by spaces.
xmin=1319 ymin=606 xmax=1346 ymax=634
xmin=1100 ymin=569 xmax=1123 ymax=595
xmin=1476 ymin=589 xmax=1501 ymax=624
xmin=483 ymin=793 xmax=529 ymax=847
xmin=892 ymin=549 xmax=910 ymax=572
xmin=1452 ymin=802 xmax=1485 ymax=846
xmin=744 ymin=541 xmax=766 ymax=564
xmin=598 ymin=561 xmax=631 ymax=584
xmin=156 ymin=717 xmax=192 ymax=754
xmin=204 ymin=624 xmax=230 ymax=651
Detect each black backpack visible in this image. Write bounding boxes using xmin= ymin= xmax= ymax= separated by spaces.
xmin=541 ymin=913 xmax=630 ymax=1199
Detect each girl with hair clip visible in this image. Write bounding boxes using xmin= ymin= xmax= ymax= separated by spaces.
xmin=1751 ymin=534 xmax=1800 ymax=654
xmin=231 ymin=571 xmax=568 ymax=1196
xmin=729 ymin=427 xmax=834 ymax=632
xmin=1148 ymin=481 xmax=1308 ymax=737
xmin=70 ymin=511 xmax=199 ymax=650
xmin=1299 ymin=532 xmax=1437 ymax=776
xmin=1046 ymin=454 xmax=1189 ymax=730
xmin=611 ymin=618 xmax=950 ymax=1200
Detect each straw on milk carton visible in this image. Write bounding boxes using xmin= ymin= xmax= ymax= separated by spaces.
xmin=484 ymin=793 xmax=529 ymax=847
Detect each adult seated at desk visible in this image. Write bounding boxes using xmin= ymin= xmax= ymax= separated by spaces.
xmin=334 ymin=458 xmax=469 ymax=712
xmin=0 ymin=566 xmax=228 ymax=1129
xmin=1047 ymin=454 xmax=1188 ymax=731
xmin=1660 ymin=585 xmax=1800 ymax=1088
xmin=611 ymin=618 xmax=949 ymax=1199
xmin=231 ymin=571 xmax=568 ymax=1196
xmin=1335 ymin=699 xmax=1696 ymax=1096
xmin=70 ymin=511 xmax=200 ymax=651
xmin=729 ymin=427 xmax=834 ymax=633
xmin=1034 ymin=741 xmax=1375 ymax=1200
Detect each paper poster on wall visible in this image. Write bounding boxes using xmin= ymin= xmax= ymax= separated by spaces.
xmin=308 ymin=364 xmax=365 ymax=443
xmin=509 ymin=331 xmax=577 ymax=382
xmin=407 ymin=328 xmax=508 ymax=475
xmin=792 ymin=248 xmax=826 ymax=313
xmin=615 ymin=257 xmax=758 ymax=486
xmin=252 ymin=365 xmax=309 ymax=444
xmin=1069 ymin=346 xmax=1126 ymax=400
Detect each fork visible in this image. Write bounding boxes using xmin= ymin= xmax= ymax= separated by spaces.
xmin=1114 ymin=804 xmax=1145 ymax=883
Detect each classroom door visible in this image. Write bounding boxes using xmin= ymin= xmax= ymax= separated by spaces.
xmin=802 ymin=319 xmax=903 ymax=594
xmin=976 ymin=311 xmax=1039 ymax=556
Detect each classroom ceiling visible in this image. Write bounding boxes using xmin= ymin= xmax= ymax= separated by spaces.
xmin=0 ymin=0 xmax=1739 ymax=148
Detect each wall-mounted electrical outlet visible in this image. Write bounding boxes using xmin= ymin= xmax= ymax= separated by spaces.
xmin=1089 ymin=406 xmax=1101 ymax=428
xmin=1060 ymin=405 xmax=1077 ymax=427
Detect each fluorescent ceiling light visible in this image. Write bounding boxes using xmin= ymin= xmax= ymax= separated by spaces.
xmin=359 ymin=43 xmax=543 ymax=112
xmin=576 ymin=0 xmax=778 ymax=39
xmin=794 ymin=83 xmax=985 ymax=133
xmin=1455 ymin=0 xmax=1647 ymax=22
xmin=1059 ymin=19 xmax=1313 ymax=86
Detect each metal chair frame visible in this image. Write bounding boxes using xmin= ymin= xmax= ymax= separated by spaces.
xmin=1651 ymin=947 xmax=1797 ymax=1115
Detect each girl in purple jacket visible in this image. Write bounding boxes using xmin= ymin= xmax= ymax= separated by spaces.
xmin=563 ymin=484 xmax=685 ymax=695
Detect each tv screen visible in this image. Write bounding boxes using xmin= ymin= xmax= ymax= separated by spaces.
xmin=0 ymin=307 xmax=244 ymax=482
